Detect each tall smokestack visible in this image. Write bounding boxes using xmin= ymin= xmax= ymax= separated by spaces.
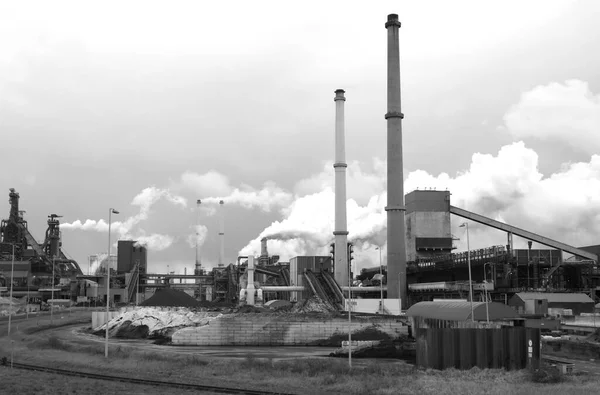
xmin=385 ymin=14 xmax=407 ymax=308
xmin=195 ymin=199 xmax=202 ymax=275
xmin=333 ymin=89 xmax=349 ymax=287
xmin=219 ymin=200 xmax=225 ymax=266
xmin=260 ymin=237 xmax=269 ymax=265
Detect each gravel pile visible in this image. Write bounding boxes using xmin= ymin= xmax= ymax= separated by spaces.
xmin=291 ymin=296 xmax=339 ymax=314
xmin=140 ymin=288 xmax=202 ymax=307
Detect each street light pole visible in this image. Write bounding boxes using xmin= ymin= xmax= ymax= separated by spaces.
xmin=8 ymin=244 xmax=15 ymax=335
xmin=105 ymin=208 xmax=119 ymax=358
xmin=376 ymin=247 xmax=383 ymax=314
xmin=348 ymin=254 xmax=352 ymax=369
xmin=460 ymin=223 xmax=474 ymax=322
xmin=136 ymin=259 xmax=140 ymax=306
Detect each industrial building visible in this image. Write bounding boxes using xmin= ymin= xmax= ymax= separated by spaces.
xmin=509 ymin=292 xmax=595 ymax=316
xmin=0 ymin=189 xmax=83 ymax=302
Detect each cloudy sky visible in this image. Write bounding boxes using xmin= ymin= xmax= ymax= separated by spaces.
xmin=1 ymin=0 xmax=599 ymax=274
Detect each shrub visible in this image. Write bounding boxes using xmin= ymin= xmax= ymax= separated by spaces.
xmin=46 ymin=336 xmax=70 ymax=351
xmin=529 ymin=365 xmax=566 ymax=384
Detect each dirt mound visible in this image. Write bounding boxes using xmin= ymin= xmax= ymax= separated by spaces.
xmin=140 ymin=288 xmax=201 ymax=307
xmin=115 ymin=321 xmax=149 ymax=338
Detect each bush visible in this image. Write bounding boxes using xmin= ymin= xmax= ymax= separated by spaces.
xmin=46 ymin=336 xmax=70 ymax=351
xmin=530 ymin=365 xmax=566 ymax=384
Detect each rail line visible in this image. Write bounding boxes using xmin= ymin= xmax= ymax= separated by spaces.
xmin=1 ymin=360 xmax=296 ymax=395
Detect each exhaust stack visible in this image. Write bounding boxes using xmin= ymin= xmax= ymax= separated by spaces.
xmin=195 ymin=199 xmax=202 ymax=275
xmin=260 ymin=237 xmax=269 ymax=265
xmin=219 ymin=200 xmax=225 ymax=266
xmin=333 ymin=89 xmax=349 ymax=287
xmin=385 ymin=14 xmax=407 ymax=307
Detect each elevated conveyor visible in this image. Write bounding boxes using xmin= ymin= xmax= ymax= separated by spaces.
xmin=303 ymin=270 xmax=343 ymax=310
xmin=450 ymin=205 xmax=597 ymax=261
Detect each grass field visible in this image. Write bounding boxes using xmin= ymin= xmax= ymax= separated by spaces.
xmin=1 ymin=312 xmax=599 ymax=395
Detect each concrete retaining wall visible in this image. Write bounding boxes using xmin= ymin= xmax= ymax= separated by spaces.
xmin=172 ymin=314 xmax=407 ymax=346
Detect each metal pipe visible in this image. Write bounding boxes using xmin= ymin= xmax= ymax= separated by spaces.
xmin=333 ymin=89 xmax=349 ymax=288
xmin=341 ymin=286 xmax=386 ymax=292
xmin=260 ymin=286 xmax=305 ymax=292
xmin=385 ymin=14 xmax=407 ymax=307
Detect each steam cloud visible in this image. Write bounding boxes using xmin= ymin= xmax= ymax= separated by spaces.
xmin=186 ymin=225 xmax=209 ymax=248
xmin=62 ymin=186 xmax=187 ymax=251
xmin=89 ymin=253 xmax=110 ymax=275
xmin=179 ymin=171 xmax=293 ymax=213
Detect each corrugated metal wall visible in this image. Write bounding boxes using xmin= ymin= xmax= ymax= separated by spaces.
xmin=415 ymin=327 xmax=540 ymax=370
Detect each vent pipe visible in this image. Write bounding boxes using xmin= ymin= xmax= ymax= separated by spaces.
xmin=385 ymin=14 xmax=407 ymax=307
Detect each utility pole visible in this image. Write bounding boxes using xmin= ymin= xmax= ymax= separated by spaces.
xmin=8 ymin=244 xmax=15 ymax=335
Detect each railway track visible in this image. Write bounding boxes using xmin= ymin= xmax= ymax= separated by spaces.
xmin=1 ymin=359 xmax=296 ymax=395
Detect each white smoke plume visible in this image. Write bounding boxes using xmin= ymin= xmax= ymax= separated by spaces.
xmin=202 ymin=182 xmax=293 ymax=212
xmin=89 ymin=253 xmax=111 ymax=275
xmin=179 ymin=170 xmax=293 ymax=212
xmin=186 ymin=224 xmax=209 ymax=248
xmin=239 ymin=187 xmax=388 ymax=264
xmin=133 ymin=234 xmax=174 ymax=251
xmin=62 ymin=186 xmax=186 ymax=251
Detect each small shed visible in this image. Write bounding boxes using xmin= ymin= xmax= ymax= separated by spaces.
xmin=406 ymin=301 xmax=520 ymax=329
xmin=509 ymin=292 xmax=594 ymax=316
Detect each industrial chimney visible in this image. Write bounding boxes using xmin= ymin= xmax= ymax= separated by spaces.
xmin=385 ymin=14 xmax=407 ymax=308
xmin=260 ymin=237 xmax=269 ymax=265
xmin=333 ymin=89 xmax=349 ymax=287
xmin=195 ymin=199 xmax=202 ymax=276
xmin=219 ymin=200 xmax=225 ymax=266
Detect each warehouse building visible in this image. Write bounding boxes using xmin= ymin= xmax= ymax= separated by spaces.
xmin=509 ymin=292 xmax=595 ymax=316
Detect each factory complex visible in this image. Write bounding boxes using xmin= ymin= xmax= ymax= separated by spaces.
xmin=1 ymin=14 xmax=598 ymax=375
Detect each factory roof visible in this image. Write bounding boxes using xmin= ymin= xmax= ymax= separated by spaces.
xmin=406 ymin=301 xmax=520 ymax=322
xmin=514 ymin=292 xmax=594 ymax=304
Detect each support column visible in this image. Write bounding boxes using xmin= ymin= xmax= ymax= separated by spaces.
xmin=247 ymin=255 xmax=255 ymax=305
xmin=385 ymin=14 xmax=407 ymax=307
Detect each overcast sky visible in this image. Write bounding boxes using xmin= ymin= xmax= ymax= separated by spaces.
xmin=1 ymin=0 xmax=599 ymax=274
